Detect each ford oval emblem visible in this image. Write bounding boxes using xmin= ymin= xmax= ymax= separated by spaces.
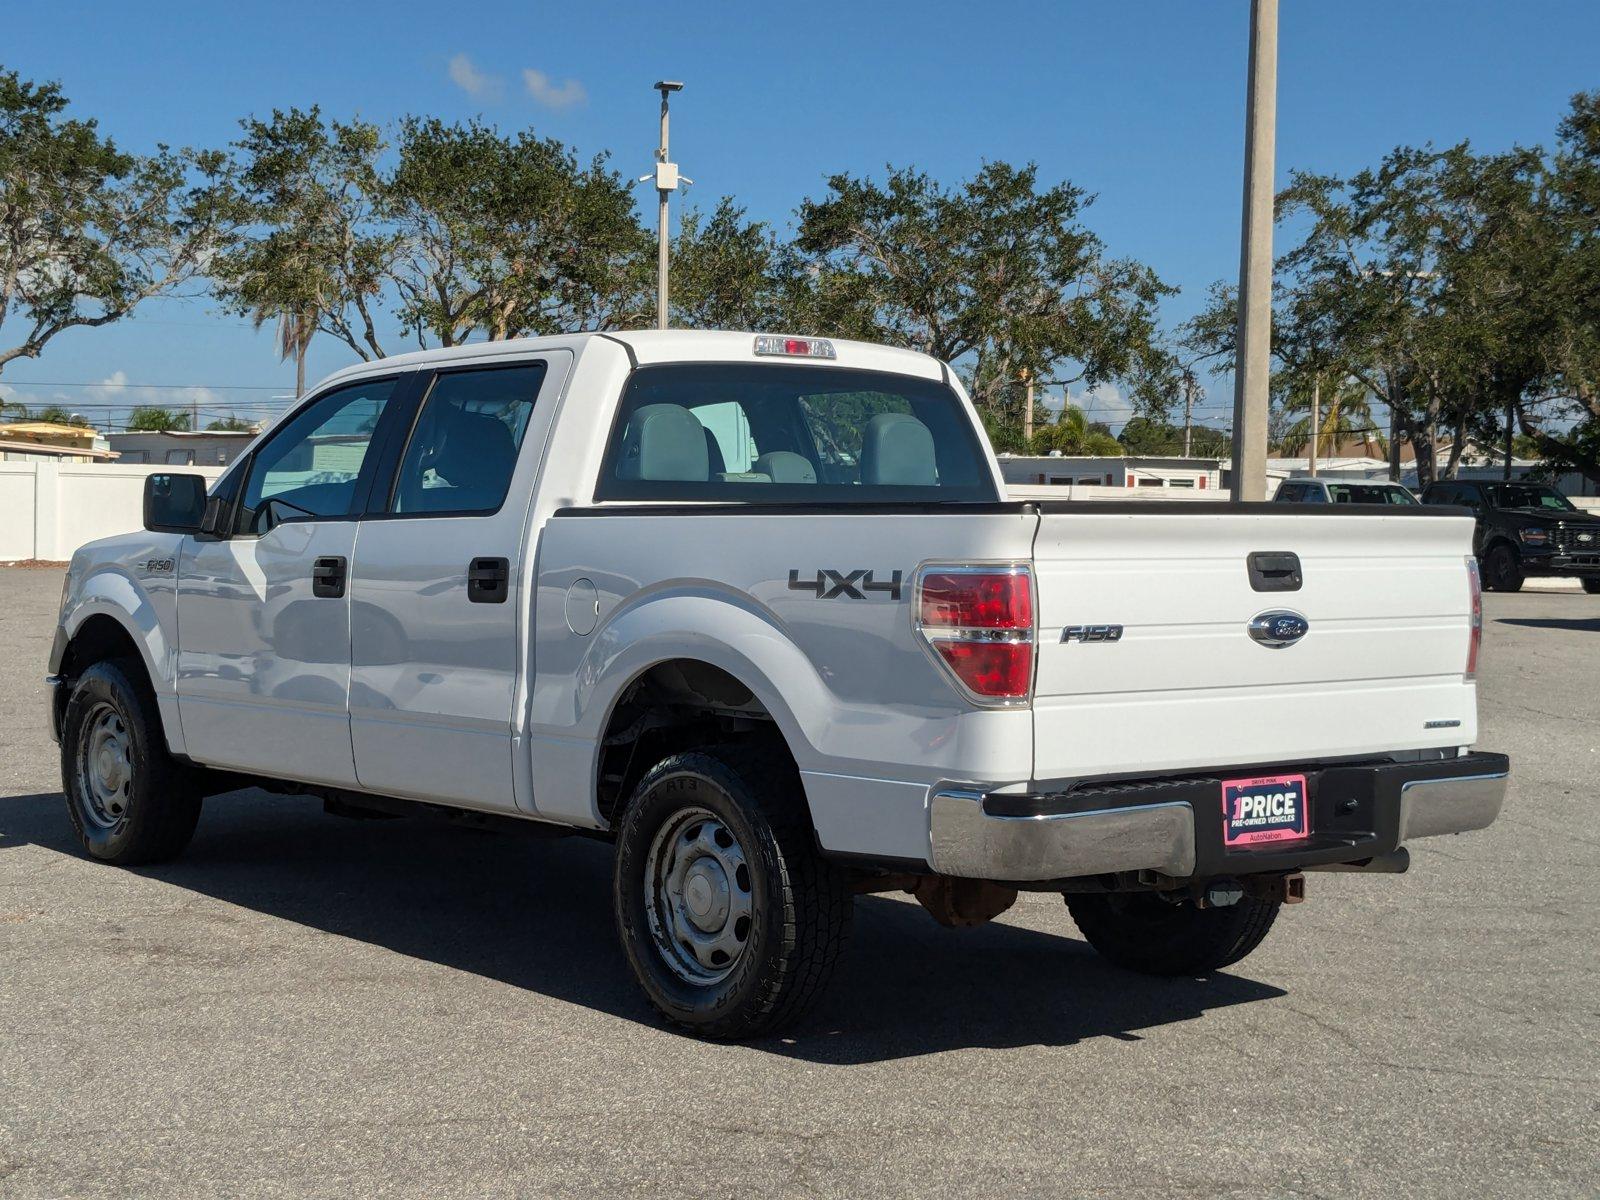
xmin=1248 ymin=610 xmax=1309 ymax=649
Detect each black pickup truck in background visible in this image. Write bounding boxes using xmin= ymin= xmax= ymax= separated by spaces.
xmin=1421 ymin=479 xmax=1600 ymax=593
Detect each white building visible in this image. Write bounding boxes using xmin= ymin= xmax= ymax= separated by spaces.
xmin=997 ymin=454 xmax=1223 ymax=492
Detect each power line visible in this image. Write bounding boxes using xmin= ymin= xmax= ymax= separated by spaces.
xmin=0 ymin=379 xmax=289 ymax=391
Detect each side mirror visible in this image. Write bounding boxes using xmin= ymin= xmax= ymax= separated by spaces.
xmin=143 ymin=473 xmax=209 ymax=533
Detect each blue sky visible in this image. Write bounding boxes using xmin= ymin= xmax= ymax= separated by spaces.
xmin=4 ymin=0 xmax=1598 ymax=434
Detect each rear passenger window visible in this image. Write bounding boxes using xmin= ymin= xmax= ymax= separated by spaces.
xmin=596 ymin=363 xmax=997 ymax=503
xmin=390 ymin=363 xmax=547 ymax=515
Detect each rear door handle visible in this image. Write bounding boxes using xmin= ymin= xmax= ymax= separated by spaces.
xmin=312 ymin=556 xmax=347 ymax=599
xmin=468 ymin=557 xmax=509 ymax=604
xmin=1247 ymin=551 xmax=1302 ymax=592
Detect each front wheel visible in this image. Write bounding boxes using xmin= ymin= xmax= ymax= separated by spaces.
xmin=612 ymin=746 xmax=852 ymax=1038
xmin=1482 ymin=543 xmax=1524 ymax=593
xmin=60 ymin=660 xmax=202 ymax=864
xmin=1583 ymin=578 xmax=1600 ymax=595
xmin=1065 ymin=890 xmax=1281 ymax=976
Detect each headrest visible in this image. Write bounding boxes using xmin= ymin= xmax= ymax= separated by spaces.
xmin=753 ymin=450 xmax=817 ymax=484
xmin=616 ymin=404 xmax=709 ymax=481
xmin=702 ymin=427 xmax=727 ymax=475
xmin=433 ymin=410 xmax=517 ymax=490
xmin=859 ymin=413 xmax=937 ymax=486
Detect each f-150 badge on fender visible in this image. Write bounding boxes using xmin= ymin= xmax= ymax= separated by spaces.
xmin=1061 ymin=625 xmax=1124 ymax=643
xmin=787 ymin=569 xmax=903 ymax=600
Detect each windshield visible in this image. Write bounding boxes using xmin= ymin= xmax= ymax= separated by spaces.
xmin=1484 ymin=483 xmax=1577 ymax=512
xmin=596 ymin=363 xmax=998 ymax=503
xmin=1326 ymin=482 xmax=1418 ymax=506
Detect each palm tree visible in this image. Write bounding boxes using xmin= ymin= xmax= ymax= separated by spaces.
xmin=253 ymin=307 xmax=316 ymax=399
xmin=1278 ymin=376 xmax=1388 ymax=460
xmin=1031 ymin=403 xmax=1125 ymax=456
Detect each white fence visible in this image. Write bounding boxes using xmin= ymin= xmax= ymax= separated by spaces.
xmin=0 ymin=462 xmax=225 ymax=562
xmin=2 ymin=462 xmax=1596 ymax=562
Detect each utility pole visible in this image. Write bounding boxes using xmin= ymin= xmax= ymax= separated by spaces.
xmin=1182 ymin=373 xmax=1195 ymax=457
xmin=1308 ymin=374 xmax=1319 ymax=478
xmin=1503 ymin=395 xmax=1514 ymax=480
xmin=652 ymin=81 xmax=685 ymax=331
xmin=1022 ymin=369 xmax=1035 ymax=449
xmin=1229 ymin=0 xmax=1278 ymax=501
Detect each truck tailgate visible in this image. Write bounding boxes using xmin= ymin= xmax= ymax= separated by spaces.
xmin=1029 ymin=506 xmax=1479 ymax=782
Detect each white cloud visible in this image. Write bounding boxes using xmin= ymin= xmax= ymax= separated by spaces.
xmin=448 ymin=53 xmax=504 ymax=101
xmin=1064 ymin=382 xmax=1137 ymax=430
xmin=522 ymin=68 xmax=587 ymax=110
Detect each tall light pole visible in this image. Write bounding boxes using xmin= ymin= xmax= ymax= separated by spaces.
xmin=1229 ymin=0 xmax=1278 ymax=501
xmin=653 ymin=81 xmax=685 ymax=330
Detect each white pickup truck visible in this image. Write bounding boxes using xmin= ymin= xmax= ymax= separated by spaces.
xmin=48 ymin=330 xmax=1509 ymax=1037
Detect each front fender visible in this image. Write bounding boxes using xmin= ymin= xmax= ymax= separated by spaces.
xmin=60 ymin=568 xmax=173 ymax=690
xmin=56 ymin=552 xmax=186 ymax=755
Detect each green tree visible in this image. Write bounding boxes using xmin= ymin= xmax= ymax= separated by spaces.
xmin=1515 ymin=92 xmax=1600 ymax=485
xmin=215 ymin=107 xmax=395 ymax=362
xmin=791 ymin=162 xmax=1172 ymax=421
xmin=31 ymin=404 xmax=88 ymax=426
xmin=1031 ymin=404 xmax=1123 ymax=455
xmin=671 ymin=199 xmax=783 ymax=331
xmin=253 ymin=308 xmax=316 ymax=398
xmin=1276 ymin=375 xmax=1388 ymax=459
xmin=1272 ymin=143 xmax=1551 ymax=486
xmin=385 ymin=117 xmax=650 ymax=344
xmin=205 ymin=415 xmax=255 ymax=431
xmin=127 ymin=406 xmax=190 ymax=431
xmin=0 ymin=69 xmax=240 ymax=377
xmin=1117 ymin=415 xmax=1230 ymax=457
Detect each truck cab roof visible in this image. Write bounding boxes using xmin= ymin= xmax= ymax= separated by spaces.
xmin=316 ymin=330 xmax=947 ymax=393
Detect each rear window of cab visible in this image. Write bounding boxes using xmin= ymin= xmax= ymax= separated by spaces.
xmin=594 ymin=363 xmax=998 ymax=503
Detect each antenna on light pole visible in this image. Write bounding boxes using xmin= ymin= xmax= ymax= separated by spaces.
xmin=645 ymin=80 xmax=689 ymax=331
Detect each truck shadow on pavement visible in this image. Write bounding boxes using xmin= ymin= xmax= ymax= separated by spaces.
xmin=2 ymin=787 xmax=1285 ymax=1063
xmin=1495 ymin=615 xmax=1600 ymax=633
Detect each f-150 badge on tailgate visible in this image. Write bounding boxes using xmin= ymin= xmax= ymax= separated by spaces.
xmin=787 ymin=569 xmax=903 ymax=600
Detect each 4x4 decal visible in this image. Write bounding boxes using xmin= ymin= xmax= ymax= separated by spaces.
xmin=787 ymin=568 xmax=903 ymax=600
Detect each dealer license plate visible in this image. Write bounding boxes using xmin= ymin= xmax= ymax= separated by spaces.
xmin=1221 ymin=774 xmax=1310 ymax=848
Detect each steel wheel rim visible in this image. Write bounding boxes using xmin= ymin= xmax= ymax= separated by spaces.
xmin=77 ymin=702 xmax=133 ymax=829
xmin=644 ymin=804 xmax=754 ymax=985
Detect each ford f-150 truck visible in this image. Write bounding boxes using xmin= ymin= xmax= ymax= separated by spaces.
xmin=47 ymin=330 xmax=1509 ymax=1037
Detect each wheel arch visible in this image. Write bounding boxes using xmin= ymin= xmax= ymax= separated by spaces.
xmin=592 ymin=654 xmax=812 ymax=830
xmin=54 ymin=571 xmax=182 ymax=755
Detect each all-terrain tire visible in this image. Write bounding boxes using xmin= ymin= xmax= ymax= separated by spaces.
xmin=1482 ymin=543 xmax=1525 ymax=593
xmin=1065 ymin=891 xmax=1282 ymax=976
xmin=613 ymin=745 xmax=852 ymax=1039
xmin=59 ymin=659 xmax=202 ymax=865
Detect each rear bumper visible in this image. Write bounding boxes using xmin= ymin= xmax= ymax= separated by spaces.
xmin=929 ymin=752 xmax=1509 ymax=883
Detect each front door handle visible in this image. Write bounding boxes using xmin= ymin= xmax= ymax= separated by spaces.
xmin=468 ymin=557 xmax=509 ymax=604
xmin=312 ymin=556 xmax=347 ymax=599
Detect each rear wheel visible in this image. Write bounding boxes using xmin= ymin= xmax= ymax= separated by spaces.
xmin=1583 ymin=578 xmax=1600 ymax=595
xmin=1482 ymin=543 xmax=1524 ymax=593
xmin=612 ymin=746 xmax=852 ymax=1038
xmin=1065 ymin=890 xmax=1281 ymax=976
xmin=60 ymin=660 xmax=202 ymax=864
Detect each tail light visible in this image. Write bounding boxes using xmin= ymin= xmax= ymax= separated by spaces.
xmin=914 ymin=566 xmax=1035 ymax=705
xmin=1465 ymin=556 xmax=1482 ymax=680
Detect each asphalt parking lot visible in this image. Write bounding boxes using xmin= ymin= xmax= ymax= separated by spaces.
xmin=1 ymin=566 xmax=1596 ymax=1198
